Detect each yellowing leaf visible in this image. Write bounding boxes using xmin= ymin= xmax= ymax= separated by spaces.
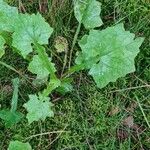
xmin=122 ymin=116 xmax=134 ymax=128
xmin=74 ymin=0 xmax=103 ymax=29
xmin=23 ymin=94 xmax=54 ymax=124
xmin=12 ymin=13 xmax=53 ymax=58
xmin=76 ymin=23 xmax=144 ymax=88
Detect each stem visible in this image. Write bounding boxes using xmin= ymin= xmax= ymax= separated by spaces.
xmin=42 ymin=64 xmax=83 ymax=96
xmin=68 ymin=22 xmax=81 ymax=69
xmin=61 ymin=48 xmax=68 ymax=77
xmin=25 ymin=130 xmax=69 ymax=140
xmin=34 ymin=43 xmax=61 ymax=96
xmin=62 ymin=64 xmax=84 ymax=78
xmin=42 ymin=79 xmax=61 ymax=97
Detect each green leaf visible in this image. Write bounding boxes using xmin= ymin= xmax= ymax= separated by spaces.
xmin=0 ymin=0 xmax=18 ymax=32
xmin=42 ymin=78 xmax=61 ymax=96
xmin=56 ymin=78 xmax=73 ymax=95
xmin=74 ymin=0 xmax=103 ymax=29
xmin=0 ymin=35 xmax=5 ymax=58
xmin=8 ymin=141 xmax=32 ymax=150
xmin=32 ymin=78 xmax=48 ymax=87
xmin=76 ymin=23 xmax=144 ymax=88
xmin=33 ymin=44 xmax=58 ymax=80
xmin=23 ymin=94 xmax=54 ymax=124
xmin=0 ymin=110 xmax=23 ymax=128
xmin=12 ymin=13 xmax=53 ymax=58
xmin=28 ymin=55 xmax=56 ymax=80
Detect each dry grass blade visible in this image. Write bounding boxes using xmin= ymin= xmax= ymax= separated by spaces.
xmin=39 ymin=0 xmax=48 ymax=13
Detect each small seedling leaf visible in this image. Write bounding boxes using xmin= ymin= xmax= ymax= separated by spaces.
xmin=23 ymin=94 xmax=54 ymax=124
xmin=8 ymin=140 xmax=32 ymax=150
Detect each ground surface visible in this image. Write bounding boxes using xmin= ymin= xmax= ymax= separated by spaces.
xmin=0 ymin=0 xmax=150 ymax=150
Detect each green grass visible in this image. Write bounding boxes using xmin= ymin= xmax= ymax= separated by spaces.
xmin=0 ymin=0 xmax=150 ymax=149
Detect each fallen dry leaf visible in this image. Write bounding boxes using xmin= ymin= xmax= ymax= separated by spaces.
xmin=117 ymin=116 xmax=145 ymax=142
xmin=19 ymin=0 xmax=26 ymax=13
xmin=117 ymin=128 xmax=129 ymax=141
xmin=131 ymin=124 xmax=145 ymax=134
xmin=2 ymin=84 xmax=13 ymax=95
xmin=126 ymin=101 xmax=137 ymax=113
xmin=122 ymin=116 xmax=134 ymax=128
xmin=108 ymin=106 xmax=120 ymax=116
xmin=39 ymin=0 xmax=48 ymax=13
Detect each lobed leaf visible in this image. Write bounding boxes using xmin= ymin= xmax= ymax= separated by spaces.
xmin=0 ymin=0 xmax=18 ymax=32
xmin=76 ymin=23 xmax=144 ymax=88
xmin=28 ymin=55 xmax=56 ymax=80
xmin=0 ymin=35 xmax=5 ymax=58
xmin=8 ymin=141 xmax=32 ymax=150
xmin=74 ymin=0 xmax=103 ymax=29
xmin=23 ymin=94 xmax=54 ymax=124
xmin=12 ymin=13 xmax=53 ymax=58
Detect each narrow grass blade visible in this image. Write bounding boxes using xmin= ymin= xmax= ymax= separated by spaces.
xmin=135 ymin=95 xmax=150 ymax=129
xmin=11 ymin=78 xmax=20 ymax=112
